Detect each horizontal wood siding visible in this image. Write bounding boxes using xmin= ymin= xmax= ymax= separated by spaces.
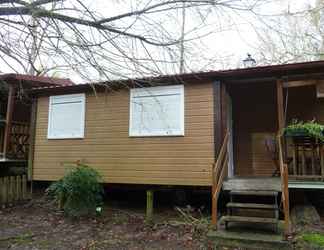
xmin=33 ymin=83 xmax=214 ymax=186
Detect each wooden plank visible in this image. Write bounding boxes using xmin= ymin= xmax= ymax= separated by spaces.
xmin=293 ymin=146 xmax=298 ymax=175
xmin=16 ymin=175 xmax=21 ymax=201
xmin=230 ymin=190 xmax=278 ymax=196
xmin=212 ymin=154 xmax=228 ymax=227
xmin=3 ymin=85 xmax=15 ymax=158
xmin=289 ymin=175 xmax=324 ymax=179
xmin=227 ymin=203 xmax=277 ymax=210
xmin=28 ymin=99 xmax=37 ymax=181
xmin=212 ymin=132 xmax=229 ymax=227
xmin=316 ymin=80 xmax=324 ymax=98
xmin=0 ymin=177 xmax=4 ymax=204
xmin=312 ymin=145 xmax=316 ymax=175
xmin=222 ymin=216 xmax=278 ymax=224
xmin=302 ymin=146 xmax=306 ymax=175
xmin=223 ymin=178 xmax=281 ymax=191
xmin=276 ymin=79 xmax=285 ymax=131
xmin=2 ymin=177 xmax=9 ymax=204
xmin=282 ymin=163 xmax=290 ymax=237
xmin=213 ymin=80 xmax=222 ymax=158
xmin=33 ymin=174 xmax=212 ymax=186
xmin=221 ymin=83 xmax=228 ymax=136
xmin=283 ymin=79 xmax=318 ymax=88
xmin=146 ymin=190 xmax=154 ymax=223
xmin=22 ymin=175 xmax=27 ymax=200
xmin=8 ymin=176 xmax=15 ymax=203
xmin=321 ymin=145 xmax=324 ymax=178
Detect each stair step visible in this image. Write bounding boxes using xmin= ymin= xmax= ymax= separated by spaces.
xmin=227 ymin=202 xmax=278 ymax=210
xmin=221 ymin=215 xmax=278 ymax=225
xmin=230 ymin=190 xmax=278 ymax=196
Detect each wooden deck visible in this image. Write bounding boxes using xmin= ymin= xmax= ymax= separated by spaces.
xmin=223 ymin=177 xmax=324 ymax=190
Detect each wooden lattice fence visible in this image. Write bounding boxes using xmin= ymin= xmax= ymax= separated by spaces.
xmin=0 ymin=174 xmax=28 ymax=205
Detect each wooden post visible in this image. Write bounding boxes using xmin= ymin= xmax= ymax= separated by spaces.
xmin=146 ymin=190 xmax=154 ymax=223
xmin=1 ymin=177 xmax=8 ymax=205
xmin=211 ymin=170 xmax=217 ymax=227
xmin=321 ymin=145 xmax=324 ymax=178
xmin=293 ymin=146 xmax=297 ymax=175
xmin=3 ymin=85 xmax=15 ymax=159
xmin=28 ymin=99 xmax=37 ymax=181
xmin=16 ymin=175 xmax=21 ymax=201
xmin=8 ymin=176 xmax=15 ymax=204
xmin=277 ymin=79 xmax=291 ymax=238
xmin=28 ymin=99 xmax=37 ymax=199
xmin=22 ymin=175 xmax=27 ymax=200
xmin=0 ymin=177 xmax=3 ymax=205
xmin=276 ymin=79 xmax=285 ymax=132
xmin=283 ymin=163 xmax=291 ymax=237
xmin=212 ymin=80 xmax=224 ymax=229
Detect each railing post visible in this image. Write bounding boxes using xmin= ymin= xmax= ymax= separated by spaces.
xmin=211 ymin=166 xmax=217 ymax=227
xmin=211 ymin=132 xmax=229 ymax=229
xmin=277 ymin=134 xmax=291 ymax=238
xmin=283 ymin=164 xmax=290 ymax=238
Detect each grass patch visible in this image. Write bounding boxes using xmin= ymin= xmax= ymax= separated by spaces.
xmin=302 ymin=233 xmax=324 ymax=247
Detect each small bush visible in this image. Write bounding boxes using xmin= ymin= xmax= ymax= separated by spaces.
xmin=302 ymin=233 xmax=324 ymax=245
xmin=47 ymin=164 xmax=104 ymax=217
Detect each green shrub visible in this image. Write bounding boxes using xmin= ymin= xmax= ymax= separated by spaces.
xmin=284 ymin=119 xmax=324 ymax=141
xmin=47 ymin=164 xmax=104 ymax=217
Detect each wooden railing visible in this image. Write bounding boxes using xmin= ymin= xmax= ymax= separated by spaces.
xmin=0 ymin=174 xmax=28 ymax=205
xmin=212 ymin=132 xmax=229 ymax=228
xmin=8 ymin=122 xmax=30 ymax=160
xmin=288 ymin=137 xmax=324 ymax=180
xmin=277 ymin=133 xmax=291 ymax=238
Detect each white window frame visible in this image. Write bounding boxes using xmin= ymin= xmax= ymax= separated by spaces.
xmin=129 ymin=85 xmax=184 ymax=137
xmin=47 ymin=93 xmax=86 ymax=139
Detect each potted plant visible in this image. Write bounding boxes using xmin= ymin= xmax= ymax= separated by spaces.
xmin=284 ymin=119 xmax=324 ymax=142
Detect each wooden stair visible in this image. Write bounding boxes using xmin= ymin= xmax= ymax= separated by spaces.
xmin=227 ymin=202 xmax=277 ymax=210
xmin=220 ymin=186 xmax=280 ymax=233
xmin=222 ymin=215 xmax=278 ymax=224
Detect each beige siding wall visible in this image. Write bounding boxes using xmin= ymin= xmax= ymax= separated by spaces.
xmin=33 ymin=82 xmax=214 ymax=186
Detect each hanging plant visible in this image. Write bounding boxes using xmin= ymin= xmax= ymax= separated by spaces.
xmin=284 ymin=119 xmax=324 ymax=142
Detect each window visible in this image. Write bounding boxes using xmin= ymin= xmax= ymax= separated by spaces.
xmin=47 ymin=94 xmax=85 ymax=139
xmin=129 ymin=85 xmax=184 ymax=136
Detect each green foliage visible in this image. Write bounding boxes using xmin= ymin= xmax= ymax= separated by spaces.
xmin=284 ymin=120 xmax=324 ymax=141
xmin=301 ymin=233 xmax=324 ymax=247
xmin=47 ymin=164 xmax=104 ymax=217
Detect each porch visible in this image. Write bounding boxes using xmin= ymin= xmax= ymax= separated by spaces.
xmin=0 ymin=74 xmax=73 ymax=163
xmin=212 ymin=74 xmax=324 ymax=238
xmin=0 ymin=83 xmax=31 ymax=162
xmin=228 ymin=80 xmax=324 ymax=183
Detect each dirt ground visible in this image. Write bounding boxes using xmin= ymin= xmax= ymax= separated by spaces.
xmin=3 ymin=188 xmax=324 ymax=250
xmin=0 ymin=188 xmax=212 ymax=250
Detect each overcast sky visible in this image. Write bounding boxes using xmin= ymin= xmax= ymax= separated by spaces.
xmin=0 ymin=0 xmax=318 ymax=82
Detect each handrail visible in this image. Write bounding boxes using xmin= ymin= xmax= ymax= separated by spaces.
xmin=277 ymin=132 xmax=291 ymax=238
xmin=211 ymin=132 xmax=229 ymax=227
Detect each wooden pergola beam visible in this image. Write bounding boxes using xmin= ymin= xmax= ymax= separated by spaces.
xmin=282 ymin=79 xmax=321 ymax=88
